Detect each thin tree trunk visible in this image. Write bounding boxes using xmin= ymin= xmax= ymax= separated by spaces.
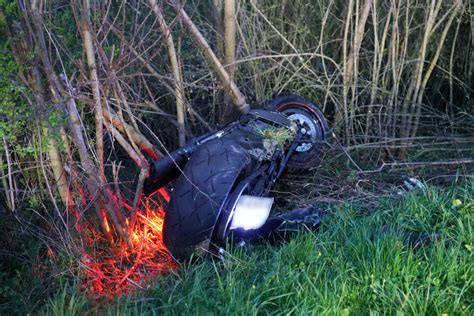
xmin=339 ymin=0 xmax=354 ymax=141
xmin=78 ymin=0 xmax=105 ymax=178
xmin=397 ymin=0 xmax=442 ymax=159
xmin=345 ymin=0 xmax=372 ymax=80
xmin=365 ymin=0 xmax=390 ymax=144
xmin=224 ymin=0 xmax=237 ymax=76
xmin=121 ymin=37 xmax=213 ymax=131
xmin=346 ymin=0 xmax=372 ymax=143
xmin=410 ymin=1 xmax=461 ymax=139
xmin=32 ymin=64 xmax=74 ymax=209
xmin=43 ymin=128 xmax=73 ymax=208
xmin=12 ymin=3 xmax=74 ymax=210
xmin=108 ymin=125 xmax=149 ymax=229
xmin=149 ymin=0 xmax=186 ymax=146
xmin=0 ymin=154 xmax=13 ymax=211
xmin=212 ymin=0 xmax=225 ymax=56
xmin=65 ymin=90 xmax=130 ymax=244
xmin=221 ymin=0 xmax=237 ymax=122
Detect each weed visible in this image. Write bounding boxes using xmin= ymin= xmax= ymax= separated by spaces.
xmin=254 ymin=125 xmax=295 ymax=147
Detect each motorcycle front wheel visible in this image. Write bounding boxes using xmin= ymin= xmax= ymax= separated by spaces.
xmin=162 ymin=138 xmax=252 ymax=261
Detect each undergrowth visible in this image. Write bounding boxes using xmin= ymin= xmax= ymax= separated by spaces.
xmin=30 ymin=181 xmax=473 ymax=315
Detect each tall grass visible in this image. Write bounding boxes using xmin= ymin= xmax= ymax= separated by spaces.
xmin=233 ymin=0 xmax=472 ymax=158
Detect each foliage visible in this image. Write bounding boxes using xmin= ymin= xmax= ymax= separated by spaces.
xmin=0 ymin=33 xmax=31 ymax=145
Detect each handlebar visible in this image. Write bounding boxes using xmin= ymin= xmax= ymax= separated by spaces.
xmin=143 ymin=144 xmax=196 ymax=196
xmin=143 ymin=122 xmax=237 ymax=196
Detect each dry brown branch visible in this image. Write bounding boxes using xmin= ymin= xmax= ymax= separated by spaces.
xmin=339 ymin=0 xmax=354 ymax=137
xmin=109 ymin=126 xmax=147 ymax=169
xmin=11 ymin=3 xmax=76 ymax=211
xmin=66 ymin=91 xmax=131 ymax=244
xmin=38 ymin=135 xmax=67 ymax=229
xmin=129 ymin=168 xmax=148 ymax=228
xmin=365 ymin=0 xmax=391 ymax=143
xmin=108 ymin=125 xmax=149 ymax=229
xmin=346 ymin=0 xmax=372 ymax=143
xmin=32 ymin=64 xmax=74 ymax=209
xmin=2 ymin=138 xmax=15 ymax=212
xmin=93 ymin=38 xmax=146 ymax=165
xmin=399 ymin=0 xmax=462 ymax=158
xmin=64 ymin=92 xmax=112 ymax=239
xmin=170 ymin=2 xmax=250 ymax=114
xmin=42 ymin=128 xmax=73 ymax=208
xmin=125 ymin=44 xmax=213 ymax=131
xmin=212 ymin=0 xmax=225 ymax=56
xmin=0 ymin=153 xmax=12 ymax=210
xmin=103 ymin=107 xmax=162 ymax=160
xmin=362 ymin=158 xmax=474 ymax=174
xmin=410 ymin=1 xmax=462 ymax=138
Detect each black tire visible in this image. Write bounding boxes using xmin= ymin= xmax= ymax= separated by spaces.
xmin=163 ymin=138 xmax=252 ymax=260
xmin=266 ymin=95 xmax=329 ymax=170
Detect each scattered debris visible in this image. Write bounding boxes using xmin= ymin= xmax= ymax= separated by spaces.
xmin=402 ymin=176 xmax=426 ymax=191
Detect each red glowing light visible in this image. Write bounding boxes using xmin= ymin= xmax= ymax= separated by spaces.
xmin=81 ymin=191 xmax=176 ymax=298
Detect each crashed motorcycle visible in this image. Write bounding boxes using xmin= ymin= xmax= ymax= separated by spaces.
xmin=144 ymin=95 xmax=329 ymax=260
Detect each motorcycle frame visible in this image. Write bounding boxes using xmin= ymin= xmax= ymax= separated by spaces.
xmin=144 ymin=110 xmax=298 ymax=196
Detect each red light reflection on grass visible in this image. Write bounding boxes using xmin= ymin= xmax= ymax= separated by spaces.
xmin=81 ymin=190 xmax=175 ymax=298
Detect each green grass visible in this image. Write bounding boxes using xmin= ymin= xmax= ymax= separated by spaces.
xmin=37 ymin=181 xmax=474 ymax=314
xmin=254 ymin=125 xmax=296 ymax=147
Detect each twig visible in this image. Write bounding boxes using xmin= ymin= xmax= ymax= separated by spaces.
xmin=130 ymin=168 xmax=148 ymax=229
xmin=2 ymin=138 xmax=15 ymax=211
xmin=362 ymin=158 xmax=474 ymax=174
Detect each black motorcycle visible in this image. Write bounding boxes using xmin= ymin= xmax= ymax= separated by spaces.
xmin=144 ymin=95 xmax=329 ymax=260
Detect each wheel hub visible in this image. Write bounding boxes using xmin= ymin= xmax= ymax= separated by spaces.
xmin=287 ymin=113 xmax=318 ymax=152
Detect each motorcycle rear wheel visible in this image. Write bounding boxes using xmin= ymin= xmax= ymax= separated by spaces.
xmin=266 ymin=95 xmax=329 ymax=170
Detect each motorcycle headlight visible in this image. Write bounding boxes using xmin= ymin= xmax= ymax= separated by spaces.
xmin=229 ymin=195 xmax=273 ymax=230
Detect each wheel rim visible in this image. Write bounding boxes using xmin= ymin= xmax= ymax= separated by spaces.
xmin=285 ymin=112 xmax=322 ymax=152
xmin=269 ymin=97 xmax=329 ymax=169
xmin=280 ymin=107 xmax=324 ymax=153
